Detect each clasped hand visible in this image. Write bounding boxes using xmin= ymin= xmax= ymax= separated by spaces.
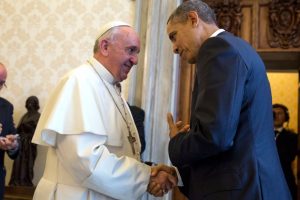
xmin=147 ymin=164 xmax=178 ymax=197
xmin=0 ymin=134 xmax=19 ymax=151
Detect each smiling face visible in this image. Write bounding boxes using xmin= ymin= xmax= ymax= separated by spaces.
xmin=106 ymin=27 xmax=140 ymax=82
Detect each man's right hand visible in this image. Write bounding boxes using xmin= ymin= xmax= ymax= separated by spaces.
xmin=147 ymin=164 xmax=178 ymax=197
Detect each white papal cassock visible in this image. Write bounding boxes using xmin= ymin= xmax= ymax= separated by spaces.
xmin=32 ymin=57 xmax=151 ymax=200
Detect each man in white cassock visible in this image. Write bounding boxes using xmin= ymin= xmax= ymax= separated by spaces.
xmin=32 ymin=21 xmax=178 ymax=200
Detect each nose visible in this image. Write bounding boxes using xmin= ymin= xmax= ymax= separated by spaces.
xmin=130 ymin=54 xmax=138 ymax=65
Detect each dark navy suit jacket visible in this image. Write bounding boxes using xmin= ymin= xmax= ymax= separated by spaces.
xmin=169 ymin=32 xmax=291 ymax=200
xmin=276 ymin=128 xmax=298 ymax=200
xmin=0 ymin=97 xmax=18 ymax=199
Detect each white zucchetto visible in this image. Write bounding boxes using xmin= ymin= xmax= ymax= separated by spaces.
xmin=96 ymin=21 xmax=130 ymax=39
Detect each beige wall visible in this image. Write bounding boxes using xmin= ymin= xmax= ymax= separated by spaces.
xmin=0 ymin=0 xmax=136 ymax=185
xmin=267 ymin=72 xmax=299 ymax=132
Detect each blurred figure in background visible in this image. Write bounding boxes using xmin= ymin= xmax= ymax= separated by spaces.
xmin=0 ymin=62 xmax=19 ymax=199
xmin=129 ymin=105 xmax=146 ymax=155
xmin=273 ymin=103 xmax=298 ymax=200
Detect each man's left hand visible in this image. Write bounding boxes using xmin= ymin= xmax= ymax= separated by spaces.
xmin=167 ymin=113 xmax=190 ymax=138
xmin=0 ymin=134 xmax=19 ymax=150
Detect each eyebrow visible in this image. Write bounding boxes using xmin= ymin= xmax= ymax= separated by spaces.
xmin=126 ymin=46 xmax=140 ymax=53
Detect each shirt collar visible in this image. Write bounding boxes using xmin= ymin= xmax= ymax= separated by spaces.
xmin=274 ymin=127 xmax=284 ymax=132
xmin=210 ymin=29 xmax=225 ymax=38
xmin=87 ymin=57 xmax=117 ymax=85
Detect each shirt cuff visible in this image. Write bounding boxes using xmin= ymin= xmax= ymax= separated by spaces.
xmin=174 ymin=167 xmax=183 ymax=186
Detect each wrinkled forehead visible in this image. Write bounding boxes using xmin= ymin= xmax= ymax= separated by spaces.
xmin=117 ymin=27 xmax=140 ymax=46
xmin=166 ymin=20 xmax=176 ymax=33
xmin=167 ymin=19 xmax=185 ymax=34
xmin=119 ymin=26 xmax=137 ymax=36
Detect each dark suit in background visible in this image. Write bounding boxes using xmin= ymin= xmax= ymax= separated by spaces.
xmin=129 ymin=105 xmax=146 ymax=154
xmin=0 ymin=97 xmax=18 ymax=199
xmin=276 ymin=128 xmax=298 ymax=200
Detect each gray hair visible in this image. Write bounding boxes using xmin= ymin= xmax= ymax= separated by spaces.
xmin=93 ymin=26 xmax=128 ymax=54
xmin=167 ymin=0 xmax=216 ymax=25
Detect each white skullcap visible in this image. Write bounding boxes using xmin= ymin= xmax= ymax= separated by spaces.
xmin=96 ymin=21 xmax=131 ymax=39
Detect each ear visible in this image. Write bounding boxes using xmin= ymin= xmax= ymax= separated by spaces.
xmin=99 ymin=39 xmax=109 ymax=56
xmin=187 ymin=11 xmax=200 ymax=27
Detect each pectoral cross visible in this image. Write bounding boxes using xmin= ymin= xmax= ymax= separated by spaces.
xmin=88 ymin=61 xmax=139 ymax=157
xmin=113 ymin=82 xmax=137 ymax=155
xmin=127 ymin=131 xmax=136 ymax=155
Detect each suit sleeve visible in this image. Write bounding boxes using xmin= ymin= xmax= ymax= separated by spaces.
xmin=176 ymin=165 xmax=190 ymax=196
xmin=169 ymin=37 xmax=248 ymax=166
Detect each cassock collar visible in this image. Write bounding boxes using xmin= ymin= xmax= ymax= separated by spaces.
xmin=87 ymin=57 xmax=117 ymax=85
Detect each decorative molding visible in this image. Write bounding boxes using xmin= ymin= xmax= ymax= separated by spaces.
xmin=210 ymin=0 xmax=243 ymax=36
xmin=268 ymin=0 xmax=300 ymax=49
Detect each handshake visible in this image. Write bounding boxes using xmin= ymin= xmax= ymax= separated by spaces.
xmin=147 ymin=164 xmax=178 ymax=197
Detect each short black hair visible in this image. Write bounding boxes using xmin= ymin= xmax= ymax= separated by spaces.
xmin=273 ymin=103 xmax=289 ymax=122
xmin=167 ymin=0 xmax=216 ymax=25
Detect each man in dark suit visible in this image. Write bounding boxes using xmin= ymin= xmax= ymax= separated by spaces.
xmin=0 ymin=63 xmax=19 ymax=200
xmin=166 ymin=1 xmax=291 ymax=199
xmin=273 ymin=103 xmax=298 ymax=200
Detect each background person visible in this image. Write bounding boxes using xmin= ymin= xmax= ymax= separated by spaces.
xmin=0 ymin=62 xmax=19 ymax=199
xmin=273 ymin=103 xmax=298 ymax=200
xmin=128 ymin=106 xmax=146 ymax=155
